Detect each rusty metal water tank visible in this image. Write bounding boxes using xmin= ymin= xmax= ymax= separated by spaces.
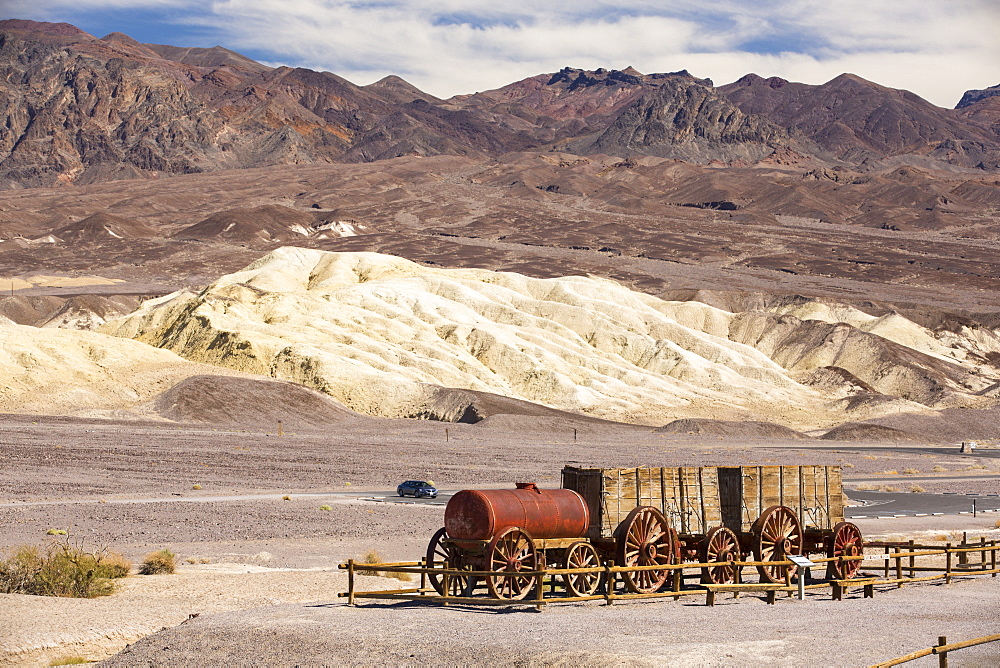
xmin=444 ymin=482 xmax=590 ymax=541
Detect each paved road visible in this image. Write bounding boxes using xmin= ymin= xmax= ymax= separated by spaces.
xmin=845 ymin=489 xmax=1000 ymax=519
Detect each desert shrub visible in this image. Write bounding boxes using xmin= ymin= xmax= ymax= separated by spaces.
xmin=878 ymin=485 xmax=900 ymax=492
xmin=995 ymin=520 xmax=1000 ymax=529
xmin=881 ymin=470 xmax=899 ymax=475
xmin=841 ymin=462 xmax=855 ymax=468
xmin=932 ymin=465 xmax=948 ymax=472
xmin=319 ymin=504 xmax=332 ymax=511
xmin=855 ymin=483 xmax=877 ymax=491
xmin=862 ymin=455 xmax=878 ymax=460
xmin=0 ymin=540 xmax=130 ymax=597
xmin=192 ymin=484 xmax=202 ymax=490
xmin=138 ymin=548 xmax=176 ymax=575
xmin=49 ymin=657 xmax=90 ymax=666
xmin=361 ymin=549 xmax=412 ymax=583
xmin=909 ymin=485 xmax=926 ymax=493
xmin=902 ymin=468 xmax=920 ymax=475
xmin=282 ymin=495 xmax=292 ymax=501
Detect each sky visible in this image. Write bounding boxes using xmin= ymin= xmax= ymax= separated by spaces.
xmin=4 ymin=0 xmax=999 ymax=108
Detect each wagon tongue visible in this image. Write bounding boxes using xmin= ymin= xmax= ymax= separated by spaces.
xmin=515 ymin=482 xmax=541 ymax=493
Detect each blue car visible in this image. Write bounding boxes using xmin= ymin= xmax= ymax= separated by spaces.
xmin=397 ymin=480 xmax=437 ymax=498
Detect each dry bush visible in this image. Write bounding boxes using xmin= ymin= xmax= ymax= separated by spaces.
xmin=138 ymin=548 xmax=176 ymax=575
xmin=0 ymin=539 xmax=130 ymax=597
xmin=881 ymin=470 xmax=899 ymax=475
xmin=909 ymin=485 xmax=926 ymax=493
xmin=282 ymin=495 xmax=292 ymax=500
xmin=841 ymin=462 xmax=856 ymax=468
xmin=995 ymin=520 xmax=1000 ymax=529
xmin=964 ymin=464 xmax=989 ymax=470
xmin=361 ymin=549 xmax=412 ymax=583
xmin=879 ymin=485 xmax=900 ymax=492
xmin=932 ymin=465 xmax=948 ymax=472
xmin=902 ymin=468 xmax=920 ymax=475
xmin=48 ymin=657 xmax=90 ymax=666
xmin=862 ymin=455 xmax=878 ymax=460
xmin=319 ymin=504 xmax=332 ymax=511
xmin=855 ymin=483 xmax=877 ymax=491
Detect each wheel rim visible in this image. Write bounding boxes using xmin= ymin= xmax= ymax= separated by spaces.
xmin=563 ymin=541 xmax=601 ymax=597
xmin=486 ymin=528 xmax=538 ymax=600
xmin=616 ymin=506 xmax=675 ymax=594
xmin=701 ymin=527 xmax=741 ymax=585
xmin=425 ymin=527 xmax=476 ymax=597
xmin=752 ymin=506 xmax=802 ymax=584
xmin=827 ymin=522 xmax=864 ymax=580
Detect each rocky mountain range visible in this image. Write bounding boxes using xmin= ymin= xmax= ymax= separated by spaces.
xmin=1 ymin=19 xmax=999 ymax=189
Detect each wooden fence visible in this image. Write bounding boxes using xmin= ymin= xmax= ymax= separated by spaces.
xmin=871 ymin=633 xmax=1000 ymax=667
xmin=339 ymin=537 xmax=999 ymax=610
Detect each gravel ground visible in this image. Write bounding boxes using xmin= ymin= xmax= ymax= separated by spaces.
xmin=1 ymin=413 xmax=998 ymax=666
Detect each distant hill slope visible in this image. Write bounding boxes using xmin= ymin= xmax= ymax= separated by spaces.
xmin=1 ymin=19 xmax=998 ymax=188
xmin=99 ymin=248 xmax=1000 ymax=430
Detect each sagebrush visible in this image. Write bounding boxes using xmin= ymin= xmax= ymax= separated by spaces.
xmin=0 ymin=539 xmax=130 ymax=597
xmin=139 ymin=548 xmax=177 ymax=575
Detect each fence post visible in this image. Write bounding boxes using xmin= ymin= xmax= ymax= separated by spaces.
xmin=959 ymin=532 xmax=968 ymax=565
xmin=980 ymin=537 xmax=986 ymax=571
xmin=992 ymin=539 xmax=997 ymax=577
xmin=673 ymin=564 xmax=682 ymax=600
xmin=908 ymin=539 xmax=915 ymax=578
xmin=937 ymin=635 xmax=948 ymax=668
xmin=604 ymin=564 xmax=615 ymax=606
xmin=883 ymin=545 xmax=890 ymax=579
xmin=535 ymin=568 xmax=545 ymax=611
xmin=348 ymin=559 xmax=356 ymax=606
xmin=945 ymin=543 xmax=952 ymax=584
xmin=895 ymin=547 xmax=903 ymax=587
xmin=442 ymin=570 xmax=451 ymax=606
xmin=419 ymin=557 xmax=426 ymax=592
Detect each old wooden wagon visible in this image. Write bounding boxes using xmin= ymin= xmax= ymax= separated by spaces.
xmin=425 ymin=465 xmax=864 ymax=600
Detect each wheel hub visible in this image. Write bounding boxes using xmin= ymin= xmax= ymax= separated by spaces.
xmin=643 ymin=542 xmax=658 ymax=560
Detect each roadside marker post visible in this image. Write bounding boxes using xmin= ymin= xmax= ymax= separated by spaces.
xmin=789 ymin=555 xmax=817 ymax=601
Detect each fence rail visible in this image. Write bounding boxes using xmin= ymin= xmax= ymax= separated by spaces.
xmin=339 ymin=537 xmax=999 ymax=609
xmin=871 ymin=633 xmax=1000 ymax=667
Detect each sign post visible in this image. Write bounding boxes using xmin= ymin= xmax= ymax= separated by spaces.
xmin=788 ymin=555 xmax=817 ymax=601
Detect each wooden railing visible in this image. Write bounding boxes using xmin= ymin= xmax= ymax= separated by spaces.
xmin=871 ymin=633 xmax=1000 ymax=667
xmin=339 ymin=537 xmax=999 ymax=610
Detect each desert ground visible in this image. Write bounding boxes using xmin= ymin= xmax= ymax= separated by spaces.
xmin=1 ymin=413 xmax=998 ymax=667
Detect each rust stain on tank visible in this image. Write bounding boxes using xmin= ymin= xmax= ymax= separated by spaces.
xmin=445 ymin=482 xmax=589 ymax=541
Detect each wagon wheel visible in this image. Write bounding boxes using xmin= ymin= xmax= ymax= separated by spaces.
xmin=826 ymin=522 xmax=864 ymax=580
xmin=425 ymin=527 xmax=476 ymax=597
xmin=615 ymin=506 xmax=677 ymax=594
xmin=486 ymin=527 xmax=539 ymax=600
xmin=700 ymin=526 xmax=742 ymax=585
xmin=751 ymin=505 xmax=802 ymax=584
xmin=562 ymin=541 xmax=602 ymax=597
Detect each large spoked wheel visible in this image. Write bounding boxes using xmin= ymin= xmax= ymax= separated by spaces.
xmin=425 ymin=527 xmax=476 ymax=597
xmin=700 ymin=526 xmax=742 ymax=585
xmin=615 ymin=506 xmax=677 ymax=594
xmin=563 ymin=541 xmax=602 ymax=597
xmin=486 ymin=527 xmax=539 ymax=600
xmin=826 ymin=521 xmax=865 ymax=580
xmin=752 ymin=505 xmax=802 ymax=584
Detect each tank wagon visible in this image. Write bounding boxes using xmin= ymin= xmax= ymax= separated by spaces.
xmin=426 ymin=465 xmax=863 ymax=600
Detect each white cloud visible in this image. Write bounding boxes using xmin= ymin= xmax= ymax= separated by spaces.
xmin=4 ymin=0 xmax=998 ymax=106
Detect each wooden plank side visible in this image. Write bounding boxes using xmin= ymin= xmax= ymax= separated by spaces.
xmin=718 ymin=467 xmax=743 ymax=532
xmin=742 ymin=466 xmax=761 ymax=531
xmin=701 ymin=467 xmax=722 ymax=528
xmin=800 ymin=465 xmax=821 ymax=529
xmin=828 ymin=466 xmax=844 ymax=524
xmin=781 ymin=466 xmax=801 ymax=523
xmin=760 ymin=466 xmax=781 ymax=510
